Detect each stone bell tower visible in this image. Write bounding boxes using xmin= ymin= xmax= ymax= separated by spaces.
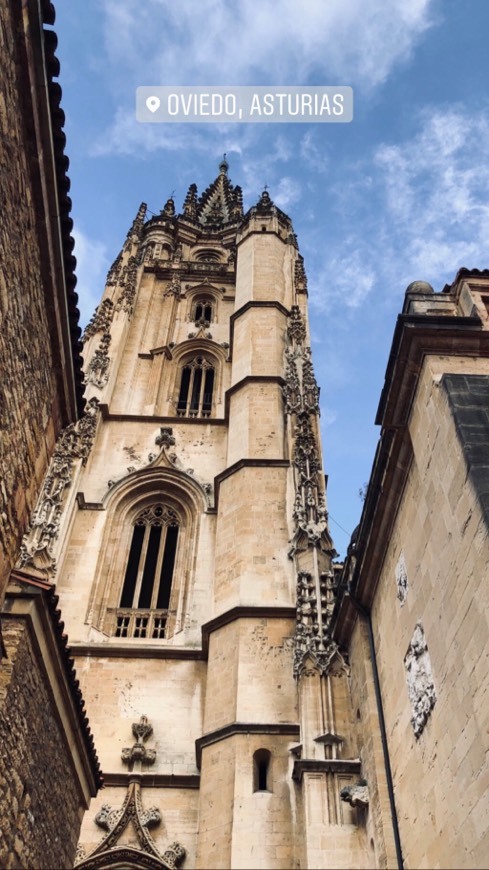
xmin=18 ymin=161 xmax=385 ymax=868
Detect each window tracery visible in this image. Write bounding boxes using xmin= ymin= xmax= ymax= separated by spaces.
xmin=176 ymin=356 xmax=215 ymax=418
xmin=114 ymin=504 xmax=180 ymax=639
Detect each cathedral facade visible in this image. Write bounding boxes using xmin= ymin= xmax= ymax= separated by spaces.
xmin=17 ymin=162 xmax=384 ymax=869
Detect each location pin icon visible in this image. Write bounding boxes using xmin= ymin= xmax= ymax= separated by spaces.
xmin=146 ymin=96 xmax=161 ymax=113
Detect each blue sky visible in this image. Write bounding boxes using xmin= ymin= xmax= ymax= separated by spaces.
xmin=54 ymin=0 xmax=489 ymax=557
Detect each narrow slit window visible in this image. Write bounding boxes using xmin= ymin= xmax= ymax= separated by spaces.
xmin=253 ymin=749 xmax=272 ymax=792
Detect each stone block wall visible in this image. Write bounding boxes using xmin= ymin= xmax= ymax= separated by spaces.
xmin=368 ymin=358 xmax=489 ymax=869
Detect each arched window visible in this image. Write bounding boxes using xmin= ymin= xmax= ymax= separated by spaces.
xmin=195 ymin=249 xmax=221 ymax=263
xmin=192 ymin=296 xmax=214 ymax=324
xmin=177 ymin=356 xmax=215 ymax=418
xmin=253 ymin=749 xmax=272 ymax=792
xmin=115 ymin=504 xmax=179 ymax=639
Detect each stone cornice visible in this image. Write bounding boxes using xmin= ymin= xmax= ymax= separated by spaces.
xmin=195 ymin=722 xmax=300 ymax=769
xmin=201 ymin=605 xmax=296 ymax=657
xmin=229 ymin=300 xmax=289 ymax=361
xmin=214 ymin=458 xmax=290 ymax=509
xmin=292 ymin=758 xmax=361 ymax=783
xmin=102 ymin=772 xmax=200 ymax=789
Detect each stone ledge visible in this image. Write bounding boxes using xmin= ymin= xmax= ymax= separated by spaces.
xmin=196 ymin=722 xmax=300 ymax=769
xmin=292 ymin=758 xmax=362 ymax=783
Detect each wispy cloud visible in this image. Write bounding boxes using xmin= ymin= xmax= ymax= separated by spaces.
xmin=101 ymin=0 xmax=437 ymax=89
xmin=309 ymin=107 xmax=489 ymax=311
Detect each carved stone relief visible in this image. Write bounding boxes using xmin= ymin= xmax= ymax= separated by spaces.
xmin=85 ymin=331 xmax=111 ymax=388
xmin=83 ymin=298 xmax=114 ymax=342
xmin=340 ymin=781 xmax=369 ymax=808
xmin=395 ymin=551 xmax=408 ymax=605
xmin=18 ymin=398 xmax=100 ymax=577
xmin=115 ymin=255 xmax=139 ymax=315
xmin=405 ymin=621 xmax=436 ymax=737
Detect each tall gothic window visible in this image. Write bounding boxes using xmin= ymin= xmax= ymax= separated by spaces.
xmin=115 ymin=505 xmax=179 ymax=639
xmin=177 ymin=356 xmax=215 ymax=418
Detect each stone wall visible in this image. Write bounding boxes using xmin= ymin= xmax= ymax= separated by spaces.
xmin=0 ymin=0 xmax=82 ymax=599
xmin=0 ymin=0 xmax=62 ymax=595
xmin=0 ymin=617 xmax=84 ymax=869
xmin=368 ymin=357 xmax=489 ymax=869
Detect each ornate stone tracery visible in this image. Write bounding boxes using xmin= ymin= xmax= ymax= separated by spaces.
xmin=283 ymin=303 xmax=337 ymax=676
xmin=18 ymin=398 xmax=100 ymax=577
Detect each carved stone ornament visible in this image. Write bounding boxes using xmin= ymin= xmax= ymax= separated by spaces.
xmin=405 ymin=621 xmax=436 ymax=737
xmin=86 ymin=331 xmax=111 ymax=388
xmin=340 ymin=781 xmax=369 ymax=808
xmin=121 ymin=715 xmax=157 ymax=768
xmin=395 ymin=551 xmax=408 ymax=606
xmin=75 ymin=716 xmax=186 ymax=870
xmin=283 ymin=305 xmax=338 ymax=677
xmin=115 ymin=255 xmax=139 ymax=315
xmin=83 ymin=298 xmax=114 ymax=342
xmin=165 ymin=273 xmax=182 ymax=298
xmin=294 ymin=571 xmax=346 ymax=677
xmin=18 ymin=398 xmax=100 ymax=577
xmin=155 ymin=427 xmax=176 ymax=450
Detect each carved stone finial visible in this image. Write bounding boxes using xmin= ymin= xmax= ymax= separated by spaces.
xmin=155 ymin=427 xmax=176 ymax=449
xmin=121 ymin=715 xmax=157 ymax=767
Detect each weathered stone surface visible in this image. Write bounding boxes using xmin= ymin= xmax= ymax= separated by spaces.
xmin=0 ymin=619 xmax=81 ymax=869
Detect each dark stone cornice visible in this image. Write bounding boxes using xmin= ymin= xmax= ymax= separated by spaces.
xmin=102 ymin=772 xmax=200 ymax=789
xmin=229 ymin=301 xmax=289 ymax=361
xmin=195 ymin=722 xmax=300 ymax=768
xmin=214 ymin=458 xmax=290 ymax=509
xmin=292 ymin=758 xmax=361 ymax=783
xmin=201 ymin=605 xmax=295 ymax=657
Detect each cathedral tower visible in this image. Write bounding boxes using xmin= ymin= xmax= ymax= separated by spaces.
xmin=19 ymin=163 xmax=385 ymax=869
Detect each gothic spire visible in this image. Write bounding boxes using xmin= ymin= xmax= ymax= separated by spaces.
xmin=182 ymin=159 xmax=243 ymax=227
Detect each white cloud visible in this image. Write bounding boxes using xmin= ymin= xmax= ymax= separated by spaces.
xmin=274 ymin=177 xmax=302 ymax=210
xmin=309 ymin=107 xmax=489 ymax=311
xmin=101 ymin=0 xmax=436 ymax=90
xmin=73 ymin=227 xmax=110 ymax=327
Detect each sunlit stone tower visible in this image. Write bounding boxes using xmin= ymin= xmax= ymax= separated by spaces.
xmin=19 ymin=162 xmax=379 ymax=869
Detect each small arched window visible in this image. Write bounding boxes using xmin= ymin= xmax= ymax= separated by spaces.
xmin=195 ymin=249 xmax=221 ymax=262
xmin=115 ymin=505 xmax=179 ymax=639
xmin=192 ymin=297 xmax=214 ymax=324
xmin=177 ymin=356 xmax=215 ymax=418
xmin=253 ymin=749 xmax=272 ymax=792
